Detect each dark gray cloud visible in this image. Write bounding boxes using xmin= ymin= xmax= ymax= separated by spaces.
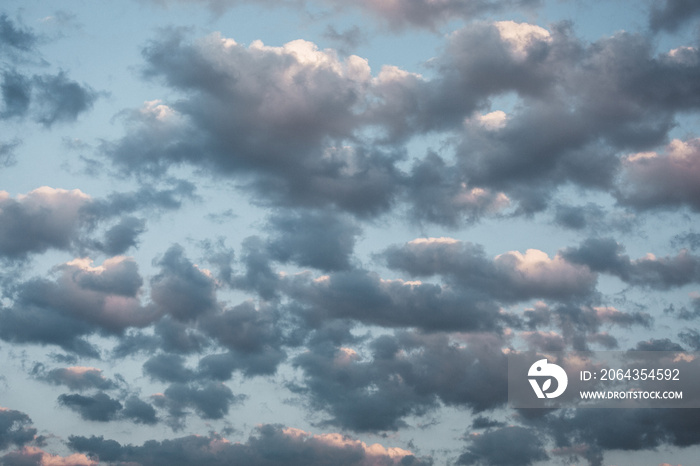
xmin=649 ymin=0 xmax=700 ymax=32
xmin=679 ymin=328 xmax=700 ymax=350
xmin=232 ymin=236 xmax=280 ymax=300
xmin=552 ymin=203 xmax=636 ymax=233
xmin=471 ymin=416 xmax=505 ymax=430
xmin=0 ymin=187 xmax=93 ymax=260
xmin=284 ymin=268 xmax=502 ymax=331
xmin=457 ymin=426 xmax=548 ymax=466
xmin=617 ymin=138 xmax=700 ymax=212
xmin=0 ymin=14 xmax=37 ymax=55
xmin=0 ymin=303 xmax=99 ymax=357
xmin=633 ymin=337 xmax=685 ymax=351
xmin=68 ymin=424 xmax=431 ymax=465
xmin=103 ymin=30 xmax=403 ymax=216
xmin=291 ymin=332 xmax=508 ymax=431
xmin=143 ymin=353 xmax=196 ymax=383
xmin=351 ymin=22 xmax=692 ymax=216
xmin=526 ymin=408 xmax=700 ymax=466
xmin=380 ymin=238 xmax=596 ymax=303
xmin=404 ymin=153 xmax=510 ymax=226
xmin=38 ymin=366 xmax=117 ymax=391
xmin=30 ymin=72 xmax=98 ymax=127
xmin=150 ymin=244 xmax=218 ymax=321
xmin=101 ymin=22 xmax=700 ymax=220
xmin=1 ymin=70 xmax=31 ymax=119
xmin=57 ymin=392 xmax=158 ymax=425
xmin=113 ymin=317 xmax=212 ymax=358
xmin=199 ymin=238 xmax=235 ymax=286
xmin=0 ymin=183 xmax=194 ymax=261
xmin=58 ymin=392 xmax=123 ymax=422
xmin=437 ymin=24 xmax=699 ymax=213
xmin=551 ymin=304 xmax=651 ymax=351
xmin=0 ymin=408 xmax=37 ymax=450
xmin=0 ymin=139 xmax=19 ymax=166
xmin=122 ymin=396 xmax=158 ymax=425
xmin=265 ymin=209 xmax=361 ymax=271
xmin=0 ymin=14 xmax=98 ymax=127
xmin=562 ymin=237 xmax=700 ymax=289
xmin=93 ymin=216 xmax=147 ymax=256
xmin=664 ymin=296 xmax=700 ymax=320
xmin=0 ymin=255 xmax=159 ymax=356
xmin=199 ymin=302 xmax=288 ymax=376
xmin=88 ymin=181 xmax=197 ymax=217
xmin=517 ymin=301 xmax=649 ymax=351
xmin=154 ymin=317 xmax=211 ymax=354
xmin=671 ymin=231 xmax=700 ymax=251
xmin=152 ymin=381 xmax=244 ymax=427
xmin=0 ymin=67 xmax=98 ymax=127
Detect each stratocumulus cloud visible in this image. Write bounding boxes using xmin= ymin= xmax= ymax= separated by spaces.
xmin=2 ymin=1 xmax=700 ymax=465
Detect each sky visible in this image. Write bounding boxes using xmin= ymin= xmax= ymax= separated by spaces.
xmin=1 ymin=0 xmax=700 ymax=465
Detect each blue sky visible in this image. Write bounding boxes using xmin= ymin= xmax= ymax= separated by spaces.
xmin=2 ymin=0 xmax=700 ymax=465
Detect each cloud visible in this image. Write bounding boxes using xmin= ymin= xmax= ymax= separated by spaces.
xmin=322 ymin=25 xmax=364 ymax=53
xmin=29 ymin=72 xmax=98 ymax=127
xmin=381 ymin=238 xmax=596 ymax=302
xmin=143 ymin=353 xmax=196 ymax=383
xmin=58 ymin=392 xmax=158 ymax=425
xmin=0 ymin=255 xmax=158 ymax=356
xmin=471 ymin=416 xmax=505 ymax=430
xmin=1 ymin=446 xmax=97 ymax=466
xmin=148 ymin=0 xmax=540 ymax=30
xmin=618 ymin=138 xmax=700 ymax=211
xmin=291 ymin=331 xmax=508 ymax=431
xmin=458 ymin=426 xmax=548 ymax=466
xmin=427 ymin=24 xmax=700 ymax=212
xmin=649 ymin=0 xmax=700 ymax=32
xmin=0 ymin=14 xmax=37 ymax=55
xmin=551 ymin=304 xmax=651 ymax=351
xmin=633 ymin=337 xmax=685 ymax=351
xmin=344 ymin=0 xmax=541 ymax=30
xmin=526 ymin=408 xmax=700 ymax=466
xmin=562 ymin=237 xmax=700 ymax=289
xmin=405 ymin=153 xmax=510 ymax=226
xmin=664 ymin=296 xmax=700 ymax=320
xmin=283 ymin=268 xmax=502 ymax=331
xmin=58 ymin=392 xmax=123 ymax=422
xmin=0 ymin=139 xmax=20 ymax=166
xmin=0 ymin=408 xmax=37 ymax=450
xmin=91 ymin=216 xmax=147 ymax=256
xmin=100 ymin=22 xmax=700 ymax=220
xmin=122 ymin=396 xmax=158 ymax=425
xmin=103 ymin=31 xmax=404 ymax=216
xmin=152 ymin=381 xmax=244 ymax=427
xmin=552 ymin=203 xmax=636 ymax=233
xmin=38 ymin=366 xmax=117 ymax=391
xmin=0 ymin=184 xmax=194 ymax=261
xmin=68 ymin=424 xmax=431 ymax=465
xmin=150 ymin=244 xmax=218 ymax=321
xmin=0 ymin=14 xmax=99 ymax=128
xmin=265 ymin=209 xmax=362 ymax=271
xmin=113 ymin=316 xmax=212 ymax=358
xmin=199 ymin=302 xmax=288 ymax=376
xmin=0 ymin=187 xmax=92 ymax=260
